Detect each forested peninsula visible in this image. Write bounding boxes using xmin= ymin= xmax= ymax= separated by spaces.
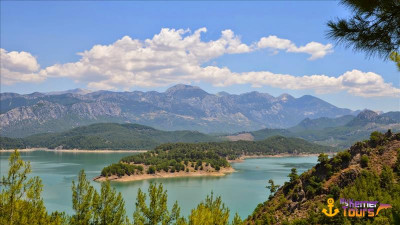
xmin=96 ymin=136 xmax=335 ymax=182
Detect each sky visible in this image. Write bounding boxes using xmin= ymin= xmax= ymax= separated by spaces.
xmin=1 ymin=1 xmax=399 ymax=112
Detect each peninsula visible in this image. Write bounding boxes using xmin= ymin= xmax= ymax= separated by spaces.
xmin=95 ymin=136 xmax=335 ymax=182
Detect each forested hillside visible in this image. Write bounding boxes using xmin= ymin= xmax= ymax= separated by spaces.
xmin=245 ymin=130 xmax=400 ymax=224
xmin=0 ymin=123 xmax=219 ymax=150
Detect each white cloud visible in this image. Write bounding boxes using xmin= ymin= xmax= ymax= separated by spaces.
xmin=1 ymin=28 xmax=397 ymax=98
xmin=256 ymin=36 xmax=333 ymax=60
xmin=0 ymin=49 xmax=45 ymax=85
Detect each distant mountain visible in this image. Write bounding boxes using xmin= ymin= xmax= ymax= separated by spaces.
xmin=45 ymin=88 xmax=93 ymax=96
xmin=289 ymin=115 xmax=356 ymax=132
xmin=346 ymin=109 xmax=399 ymax=126
xmin=0 ymin=123 xmax=219 ymax=150
xmin=0 ymin=84 xmax=357 ymax=137
xmin=229 ymin=110 xmax=400 ymax=148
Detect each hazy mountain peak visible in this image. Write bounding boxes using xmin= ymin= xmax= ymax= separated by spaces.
xmin=216 ymin=91 xmax=230 ymax=96
xmin=165 ymin=84 xmax=201 ymax=93
xmin=46 ymin=88 xmax=93 ymax=96
xmin=278 ymin=93 xmax=294 ymax=102
xmin=165 ymin=84 xmax=209 ymax=98
xmin=357 ymin=109 xmax=379 ymax=120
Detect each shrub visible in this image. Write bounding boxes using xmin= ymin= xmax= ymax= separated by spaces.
xmin=369 ymin=131 xmax=384 ymax=147
xmin=360 ymin=155 xmax=369 ymax=168
xmin=148 ymin=166 xmax=156 ymax=174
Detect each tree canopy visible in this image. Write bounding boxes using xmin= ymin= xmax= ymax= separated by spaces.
xmin=327 ymin=0 xmax=400 ymax=69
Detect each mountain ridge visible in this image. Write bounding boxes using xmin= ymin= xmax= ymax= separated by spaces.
xmin=1 ymin=84 xmax=358 ymax=137
xmin=0 ymin=123 xmax=219 ymax=150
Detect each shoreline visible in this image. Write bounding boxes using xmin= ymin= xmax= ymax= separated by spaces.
xmin=94 ymin=166 xmax=236 ymax=182
xmin=94 ymin=152 xmax=328 ymax=182
xmin=0 ymin=148 xmax=148 ymax=153
xmin=228 ymin=153 xmax=326 ymax=163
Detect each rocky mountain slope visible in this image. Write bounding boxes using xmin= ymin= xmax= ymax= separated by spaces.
xmin=0 ymin=84 xmax=356 ymax=137
xmin=229 ymin=110 xmax=400 ymax=148
xmin=245 ymin=130 xmax=400 ymax=225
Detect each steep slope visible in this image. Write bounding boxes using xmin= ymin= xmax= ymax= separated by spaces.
xmin=0 ymin=123 xmax=219 ymax=150
xmin=0 ymin=84 xmax=356 ymax=137
xmin=245 ymin=130 xmax=400 ymax=225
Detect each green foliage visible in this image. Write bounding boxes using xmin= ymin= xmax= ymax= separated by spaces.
xmin=370 ymin=131 xmax=385 ymax=147
xmin=360 ymin=154 xmax=369 ymax=168
xmin=266 ymin=179 xmax=280 ymax=199
xmin=188 ymin=192 xmax=230 ymax=225
xmin=395 ymin=148 xmax=400 ymax=176
xmin=133 ymin=183 xmax=185 ymax=225
xmin=106 ymin=135 xmax=332 ymax=177
xmin=329 ymin=184 xmax=341 ymax=200
xmin=93 ymin=181 xmax=128 ymax=225
xmin=1 ymin=123 xmax=219 ymax=150
xmin=247 ymin=131 xmax=400 ymax=225
xmin=101 ymin=163 xmax=143 ymax=177
xmin=380 ymin=166 xmax=394 ymax=190
xmin=71 ymin=170 xmax=95 ymax=225
xmin=148 ymin=166 xmax=156 ymax=174
xmin=327 ymin=0 xmax=400 ymax=59
xmin=0 ymin=150 xmax=66 ymax=225
xmin=390 ymin=51 xmax=400 ymax=71
xmin=289 ymin=168 xmax=299 ymax=183
xmin=318 ymin=153 xmax=329 ymax=164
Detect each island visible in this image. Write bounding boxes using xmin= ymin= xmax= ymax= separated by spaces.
xmin=95 ymin=136 xmax=336 ymax=182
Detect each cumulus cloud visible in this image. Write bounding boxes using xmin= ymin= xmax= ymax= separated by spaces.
xmin=1 ymin=49 xmax=45 ymax=85
xmin=257 ymin=35 xmax=333 ymax=60
xmin=195 ymin=68 xmax=399 ymax=97
xmin=1 ymin=28 xmax=397 ymax=97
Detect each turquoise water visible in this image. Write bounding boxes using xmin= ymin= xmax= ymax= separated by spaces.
xmin=0 ymin=151 xmax=317 ymax=220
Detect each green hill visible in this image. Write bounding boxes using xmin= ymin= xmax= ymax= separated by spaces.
xmin=0 ymin=123 xmax=219 ymax=150
xmin=100 ymin=135 xmax=336 ymax=177
xmin=245 ymin=130 xmax=400 ymax=225
xmin=289 ymin=115 xmax=355 ymax=132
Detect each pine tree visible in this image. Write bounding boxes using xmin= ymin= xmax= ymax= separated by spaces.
xmin=92 ymin=181 xmax=128 ymax=225
xmin=188 ymin=193 xmax=230 ymax=225
xmin=327 ymin=0 xmax=400 ymax=68
xmin=71 ymin=170 xmax=95 ymax=225
xmin=0 ymin=150 xmax=65 ymax=225
xmin=133 ymin=183 xmax=185 ymax=225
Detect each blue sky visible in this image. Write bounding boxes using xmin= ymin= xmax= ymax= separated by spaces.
xmin=1 ymin=1 xmax=399 ymax=112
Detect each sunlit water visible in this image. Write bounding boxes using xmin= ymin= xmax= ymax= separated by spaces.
xmin=0 ymin=151 xmax=317 ymax=220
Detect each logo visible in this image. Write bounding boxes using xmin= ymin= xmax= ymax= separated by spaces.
xmin=322 ymin=198 xmax=339 ymax=217
xmin=322 ymin=198 xmax=392 ymax=217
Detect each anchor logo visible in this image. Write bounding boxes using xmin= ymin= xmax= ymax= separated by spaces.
xmin=322 ymin=198 xmax=339 ymax=217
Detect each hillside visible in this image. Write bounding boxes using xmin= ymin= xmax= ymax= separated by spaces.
xmin=245 ymin=130 xmax=400 ymax=225
xmin=289 ymin=115 xmax=355 ymax=132
xmin=0 ymin=84 xmax=356 ymax=137
xmin=0 ymin=123 xmax=219 ymax=150
xmin=98 ymin=136 xmax=335 ymax=181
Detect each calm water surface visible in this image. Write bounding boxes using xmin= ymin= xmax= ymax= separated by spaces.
xmin=0 ymin=151 xmax=317 ymax=219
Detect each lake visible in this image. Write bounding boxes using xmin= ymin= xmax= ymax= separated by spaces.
xmin=0 ymin=151 xmax=317 ymax=220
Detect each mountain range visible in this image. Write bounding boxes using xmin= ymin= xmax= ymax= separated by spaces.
xmin=0 ymin=84 xmax=358 ymax=137
xmin=246 ymin=109 xmax=400 ymax=148
xmin=1 ymin=109 xmax=398 ymax=150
